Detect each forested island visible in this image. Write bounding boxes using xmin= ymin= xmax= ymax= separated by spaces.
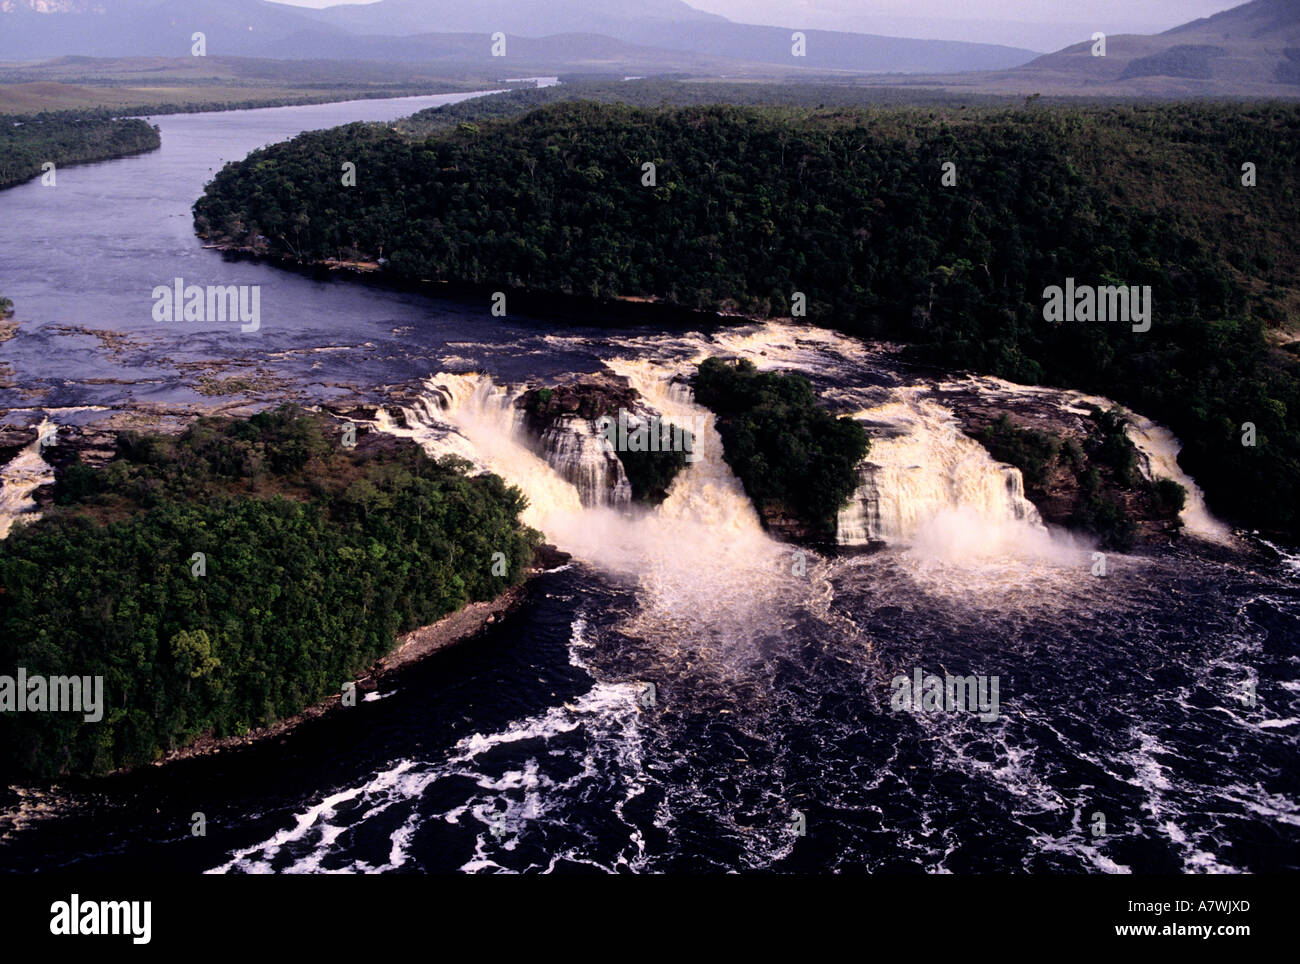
xmin=0 ymin=109 xmax=160 ymax=191
xmin=0 ymin=407 xmax=540 ymax=778
xmin=192 ymin=91 xmax=1300 ymax=542
xmin=693 ymin=358 xmax=869 ymax=543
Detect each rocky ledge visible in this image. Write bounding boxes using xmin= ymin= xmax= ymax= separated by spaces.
xmin=942 ymin=387 xmax=1186 ymax=547
xmin=515 ymin=374 xmax=690 ymax=507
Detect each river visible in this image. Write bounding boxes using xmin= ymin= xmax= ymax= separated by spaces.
xmin=1 ymin=94 xmax=1297 ymax=873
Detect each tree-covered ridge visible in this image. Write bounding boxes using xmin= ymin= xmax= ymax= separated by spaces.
xmin=391 ymin=78 xmax=1021 ymax=139
xmin=0 ymin=109 xmax=160 ymax=191
xmin=0 ymin=407 xmax=540 ymax=778
xmin=692 ymin=358 xmax=869 ymax=542
xmin=192 ymin=100 xmax=1300 ymax=540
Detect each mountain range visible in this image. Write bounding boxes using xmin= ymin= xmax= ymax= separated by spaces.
xmin=0 ymin=0 xmax=1037 ymax=73
xmin=1 ymin=0 xmax=1296 ymax=97
xmin=902 ymin=0 xmax=1300 ymax=97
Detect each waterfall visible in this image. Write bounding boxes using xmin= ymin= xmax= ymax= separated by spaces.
xmin=0 ymin=419 xmax=57 ymax=540
xmin=369 ymin=368 xmax=795 ymax=635
xmin=376 ymin=374 xmax=584 ymax=531
xmin=363 ymin=321 xmax=1231 ymax=596
xmin=606 ymin=358 xmax=766 ymax=537
xmin=944 ymin=372 xmax=1235 ymax=546
xmin=836 ymin=389 xmax=1043 ymax=547
xmin=533 ymin=416 xmax=632 ymax=509
xmin=1114 ymin=410 xmax=1234 ymax=545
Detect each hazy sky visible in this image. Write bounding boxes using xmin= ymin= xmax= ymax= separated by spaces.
xmin=274 ymin=0 xmax=1246 ymax=51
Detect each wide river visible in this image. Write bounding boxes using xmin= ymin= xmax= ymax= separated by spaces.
xmin=1 ymin=94 xmax=1297 ymax=873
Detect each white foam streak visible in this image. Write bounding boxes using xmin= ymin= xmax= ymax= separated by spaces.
xmin=0 ymin=419 xmax=57 ymax=540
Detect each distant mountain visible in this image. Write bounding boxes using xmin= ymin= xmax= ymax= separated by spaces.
xmin=854 ymin=0 xmax=1300 ymax=98
xmin=609 ymin=21 xmax=1034 ymax=73
xmin=303 ymin=0 xmax=727 ymax=37
xmin=1000 ymin=0 xmax=1300 ymax=95
xmin=0 ymin=0 xmax=1038 ymax=74
xmin=0 ymin=0 xmax=353 ymax=59
xmin=302 ymin=0 xmax=1036 ymax=73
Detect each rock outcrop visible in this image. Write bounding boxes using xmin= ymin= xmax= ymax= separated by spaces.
xmin=943 ymin=389 xmax=1186 ymax=546
xmin=515 ymin=374 xmax=686 ymax=508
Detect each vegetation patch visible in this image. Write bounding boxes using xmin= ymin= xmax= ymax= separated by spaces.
xmin=0 ymin=406 xmax=540 ymax=778
xmin=692 ymin=357 xmax=869 ymax=542
xmin=0 ymin=110 xmax=159 ymax=191
xmin=975 ymin=407 xmax=1186 ymax=549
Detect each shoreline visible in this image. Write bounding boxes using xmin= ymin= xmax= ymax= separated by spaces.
xmin=140 ymin=576 xmax=546 ymax=771
xmin=199 ymin=239 xmax=760 ymax=331
xmin=0 ymin=564 xmax=561 ymax=839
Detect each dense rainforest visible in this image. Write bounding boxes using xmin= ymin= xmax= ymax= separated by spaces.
xmin=391 ymin=78 xmax=1019 ymax=139
xmin=191 ymin=93 xmax=1300 ymax=540
xmin=0 ymin=407 xmax=540 ymax=778
xmin=0 ymin=109 xmax=160 ymax=191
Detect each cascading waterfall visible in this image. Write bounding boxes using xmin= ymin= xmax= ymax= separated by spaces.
xmin=1108 ymin=409 xmax=1234 ymax=545
xmin=365 ymin=320 xmax=1230 ymax=591
xmin=377 ymin=374 xmax=584 ymax=532
xmin=605 ymin=357 xmax=767 ymax=537
xmin=0 ymin=419 xmax=57 ymax=540
xmin=938 ymin=372 xmax=1235 ymax=546
xmin=834 ymin=389 xmax=1044 ymax=553
xmin=372 ymin=367 xmax=796 ymax=634
xmin=534 ymin=416 xmax=632 ymax=508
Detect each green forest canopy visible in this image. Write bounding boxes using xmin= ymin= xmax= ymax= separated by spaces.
xmin=692 ymin=357 xmax=869 ymax=541
xmin=0 ymin=407 xmax=539 ymax=778
xmin=0 ymin=110 xmax=160 ymax=191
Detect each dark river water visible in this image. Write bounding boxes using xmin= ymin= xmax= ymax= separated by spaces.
xmin=1 ymin=95 xmax=1298 ymax=874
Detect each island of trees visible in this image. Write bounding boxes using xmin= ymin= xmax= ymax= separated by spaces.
xmin=693 ymin=358 xmax=869 ymax=543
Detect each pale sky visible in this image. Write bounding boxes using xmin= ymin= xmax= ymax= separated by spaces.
xmin=273 ymin=0 xmax=1247 ymax=51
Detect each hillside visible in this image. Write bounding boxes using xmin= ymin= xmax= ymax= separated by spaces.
xmin=891 ymin=0 xmax=1300 ymax=98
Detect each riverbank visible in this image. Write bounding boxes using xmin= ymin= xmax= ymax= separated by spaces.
xmin=0 ymin=554 xmax=565 ymax=842
xmin=138 ymin=568 xmax=556 ymax=770
xmin=196 ymin=239 xmax=761 ymax=331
